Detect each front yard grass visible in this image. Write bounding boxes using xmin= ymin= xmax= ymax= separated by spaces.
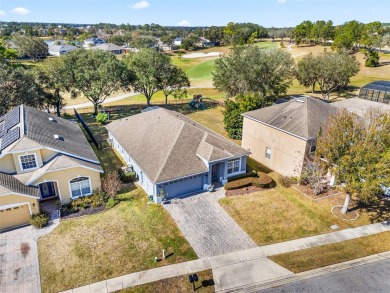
xmin=119 ymin=270 xmax=214 ymax=293
xmin=219 ymin=171 xmax=389 ymax=246
xmin=270 ymin=231 xmax=390 ymax=273
xmin=38 ymin=187 xmax=197 ymax=293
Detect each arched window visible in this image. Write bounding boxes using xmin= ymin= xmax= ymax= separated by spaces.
xmin=69 ymin=177 xmax=91 ymax=198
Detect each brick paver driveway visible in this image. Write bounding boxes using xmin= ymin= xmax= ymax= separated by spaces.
xmin=163 ymin=187 xmax=256 ymax=258
xmin=0 ymin=220 xmax=58 ymax=293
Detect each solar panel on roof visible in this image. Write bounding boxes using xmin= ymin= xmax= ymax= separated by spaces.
xmin=4 ymin=106 xmax=20 ymax=131
xmin=0 ymin=127 xmax=20 ymax=151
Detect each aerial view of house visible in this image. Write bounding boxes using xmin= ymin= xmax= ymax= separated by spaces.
xmin=106 ymin=107 xmax=250 ymax=201
xmin=241 ymin=97 xmax=339 ymax=177
xmin=0 ymin=105 xmax=102 ymax=231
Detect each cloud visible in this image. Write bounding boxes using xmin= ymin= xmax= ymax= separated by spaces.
xmin=11 ymin=7 xmax=30 ymax=15
xmin=177 ymin=19 xmax=190 ymax=26
xmin=277 ymin=0 xmax=286 ymax=3
xmin=0 ymin=10 xmax=6 ymax=17
xmin=130 ymin=1 xmax=150 ymax=10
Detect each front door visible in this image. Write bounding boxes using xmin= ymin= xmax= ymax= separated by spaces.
xmin=39 ymin=182 xmax=57 ymax=199
xmin=212 ymin=164 xmax=217 ymax=181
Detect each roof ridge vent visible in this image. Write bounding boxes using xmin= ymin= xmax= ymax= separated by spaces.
xmin=296 ymin=99 xmax=305 ymax=103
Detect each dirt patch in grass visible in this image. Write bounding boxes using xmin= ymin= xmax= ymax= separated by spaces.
xmin=226 ymin=186 xmax=266 ymax=196
xmin=119 ymin=270 xmax=214 ymax=293
xmin=292 ymin=184 xmax=342 ymax=200
xmin=219 ymin=172 xmax=386 ymax=246
xmin=270 ymin=231 xmax=390 ymax=273
xmin=38 ymin=188 xmax=197 ymax=293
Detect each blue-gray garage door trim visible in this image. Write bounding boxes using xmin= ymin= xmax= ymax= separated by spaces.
xmin=158 ymin=174 xmax=205 ymax=198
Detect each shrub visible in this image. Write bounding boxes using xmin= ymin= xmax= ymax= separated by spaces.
xmin=118 ymin=168 xmax=137 ymax=183
xmin=279 ymin=175 xmax=292 ymax=188
xmin=227 ymin=171 xmax=258 ymax=182
xmin=102 ymin=172 xmax=123 ymax=198
xmin=280 ymin=42 xmax=285 ymax=48
xmin=96 ymin=112 xmax=108 ymax=124
xmin=224 ymin=177 xmax=254 ymax=190
xmin=254 ymin=172 xmax=273 ymax=188
xmin=225 ymin=173 xmax=274 ymax=190
xmin=106 ymin=198 xmax=118 ymax=209
xmin=30 ymin=212 xmax=49 ymax=229
xmin=90 ymin=190 xmax=107 ymax=208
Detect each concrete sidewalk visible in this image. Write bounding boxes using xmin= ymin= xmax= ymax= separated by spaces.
xmin=62 ymin=221 xmax=389 ymax=293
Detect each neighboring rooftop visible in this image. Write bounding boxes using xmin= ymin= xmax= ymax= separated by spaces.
xmin=91 ymin=43 xmax=123 ymax=52
xmin=359 ymin=81 xmax=390 ymax=105
xmin=332 ymin=97 xmax=390 ymax=118
xmin=106 ymin=108 xmax=249 ymax=183
xmin=48 ymin=44 xmax=77 ymax=53
xmin=0 ymin=105 xmax=100 ymax=165
xmin=0 ymin=172 xmax=39 ymax=197
xmin=243 ymin=96 xmax=339 ymax=140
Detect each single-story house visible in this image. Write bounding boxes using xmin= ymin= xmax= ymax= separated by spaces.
xmin=83 ymin=37 xmax=105 ymax=48
xmin=106 ymin=108 xmax=250 ymax=201
xmin=241 ymin=96 xmax=338 ymax=177
xmin=91 ymin=43 xmax=123 ymax=55
xmin=48 ymin=44 xmax=77 ymax=56
xmin=0 ymin=105 xmax=102 ymax=231
xmin=332 ymin=97 xmax=390 ymax=118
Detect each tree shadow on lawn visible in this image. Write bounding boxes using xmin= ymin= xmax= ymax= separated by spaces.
xmin=350 ymin=198 xmax=390 ymax=223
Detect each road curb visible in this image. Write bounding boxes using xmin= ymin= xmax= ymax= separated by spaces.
xmin=219 ymin=252 xmax=390 ymax=292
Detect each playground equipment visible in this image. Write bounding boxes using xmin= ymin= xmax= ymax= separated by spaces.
xmin=189 ymin=95 xmax=206 ymax=110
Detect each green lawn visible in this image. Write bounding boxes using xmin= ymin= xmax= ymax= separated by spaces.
xmin=255 ymin=41 xmax=279 ymax=49
xmin=120 ymin=270 xmax=214 ymax=293
xmin=185 ymin=59 xmax=216 ymax=86
xmin=270 ymin=232 xmax=390 ymax=273
xmin=219 ymin=171 xmax=388 ymax=245
xmin=38 ymin=187 xmax=197 ymax=293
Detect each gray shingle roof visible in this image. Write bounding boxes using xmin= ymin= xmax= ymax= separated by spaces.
xmin=0 ymin=173 xmax=39 ymax=197
xmin=243 ymin=97 xmax=339 ymax=140
xmin=332 ymin=97 xmax=390 ymax=118
xmin=106 ymin=108 xmax=249 ymax=183
xmin=23 ymin=105 xmax=100 ymax=164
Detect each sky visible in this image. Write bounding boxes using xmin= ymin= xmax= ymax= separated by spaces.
xmin=0 ymin=0 xmax=389 ymax=27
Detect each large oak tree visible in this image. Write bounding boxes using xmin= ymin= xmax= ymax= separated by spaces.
xmin=61 ymin=49 xmax=132 ymax=114
xmin=213 ymin=46 xmax=295 ymax=98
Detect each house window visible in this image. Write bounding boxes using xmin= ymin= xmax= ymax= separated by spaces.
xmin=227 ymin=158 xmax=240 ymax=174
xmin=265 ymin=147 xmax=272 ymax=159
xmin=20 ymin=154 xmax=38 ymax=170
xmin=69 ymin=177 xmax=91 ymax=198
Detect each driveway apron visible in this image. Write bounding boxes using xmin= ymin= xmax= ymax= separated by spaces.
xmin=163 ymin=188 xmax=257 ymax=258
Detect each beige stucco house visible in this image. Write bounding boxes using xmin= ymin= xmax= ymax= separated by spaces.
xmin=0 ymin=105 xmax=102 ymax=230
xmin=241 ymin=97 xmax=338 ymax=177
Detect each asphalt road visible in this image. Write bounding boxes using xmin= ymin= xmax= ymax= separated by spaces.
xmin=257 ymin=259 xmax=390 ymax=293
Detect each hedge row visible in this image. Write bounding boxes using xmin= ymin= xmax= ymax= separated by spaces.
xmin=227 ymin=170 xmax=258 ymax=182
xmin=225 ymin=172 xmax=273 ymax=190
xmin=118 ymin=168 xmax=137 ymax=183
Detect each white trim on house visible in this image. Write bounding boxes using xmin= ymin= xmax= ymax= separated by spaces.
xmin=242 ymin=115 xmax=311 ymax=141
xmin=0 ymin=202 xmax=32 ymax=215
xmin=68 ymin=175 xmax=92 ymax=199
xmin=18 ymin=153 xmax=39 ymax=172
xmin=26 ymin=164 xmax=102 ymax=186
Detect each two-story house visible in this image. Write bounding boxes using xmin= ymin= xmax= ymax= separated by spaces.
xmin=0 ymin=105 xmax=103 ymax=230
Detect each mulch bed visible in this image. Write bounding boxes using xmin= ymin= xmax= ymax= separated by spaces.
xmin=226 ymin=186 xmax=266 ymax=196
xmin=292 ymin=184 xmax=342 ymax=200
xmin=61 ymin=205 xmax=106 ymax=219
